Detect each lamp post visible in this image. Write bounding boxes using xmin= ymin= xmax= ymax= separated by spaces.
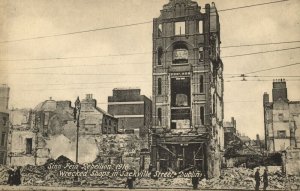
xmin=74 ymin=96 xmax=81 ymax=163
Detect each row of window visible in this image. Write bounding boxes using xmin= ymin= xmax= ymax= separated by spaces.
xmin=157 ymin=77 xmax=204 ymax=95
xmin=157 ymin=107 xmax=205 ymax=126
xmin=158 ymin=21 xmax=203 ymax=37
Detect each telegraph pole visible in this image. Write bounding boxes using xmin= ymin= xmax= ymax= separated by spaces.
xmin=74 ymin=96 xmax=81 ymax=163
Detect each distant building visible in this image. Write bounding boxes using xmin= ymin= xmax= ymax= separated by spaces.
xmin=108 ymin=88 xmax=152 ymax=138
xmin=0 ymin=84 xmax=9 ymax=112
xmin=81 ymin=94 xmax=118 ymax=135
xmin=263 ymin=79 xmax=300 ymax=152
xmin=224 ymin=117 xmax=237 ymax=148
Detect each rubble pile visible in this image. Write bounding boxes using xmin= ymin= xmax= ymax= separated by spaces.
xmin=199 ymin=167 xmax=300 ymax=190
xmin=21 ymin=155 xmax=76 ymax=186
xmin=201 ymin=167 xmax=255 ymax=189
xmin=136 ymin=177 xmax=191 ymax=188
xmin=1 ymin=156 xmax=300 ymax=190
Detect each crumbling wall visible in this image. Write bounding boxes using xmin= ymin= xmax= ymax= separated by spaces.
xmin=284 ymin=148 xmax=300 ymax=176
xmin=207 ymin=141 xmax=221 ymax=178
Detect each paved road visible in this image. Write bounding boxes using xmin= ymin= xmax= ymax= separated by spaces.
xmin=0 ymin=185 xmax=286 ymax=191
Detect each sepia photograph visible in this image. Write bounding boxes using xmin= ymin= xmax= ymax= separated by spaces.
xmin=0 ymin=0 xmax=300 ymax=190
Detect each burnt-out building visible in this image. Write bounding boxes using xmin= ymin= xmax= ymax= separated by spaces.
xmin=108 ymin=88 xmax=152 ymax=139
xmin=8 ymin=95 xmax=119 ymax=165
xmin=151 ymin=0 xmax=224 ymax=178
xmin=263 ymin=79 xmax=300 ymax=152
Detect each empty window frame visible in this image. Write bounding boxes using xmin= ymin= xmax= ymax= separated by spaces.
xmin=278 ymin=113 xmax=284 ymax=121
xmin=173 ymin=44 xmax=188 ymax=64
xmin=175 ymin=21 xmax=185 ymax=35
xmin=213 ymin=94 xmax=216 ymax=114
xmin=158 ymin=48 xmax=163 ymax=66
xmin=2 ymin=117 xmax=7 ymax=125
xmin=26 ymin=138 xmax=33 ymax=154
xmin=199 ymin=47 xmax=204 ymax=61
xmin=0 ymin=133 xmax=5 ymax=146
xmin=158 ymin=108 xmax=162 ymax=126
xmin=200 ymin=76 xmax=204 ymax=93
xmin=200 ymin=106 xmax=205 ymax=125
xmin=158 ymin=24 xmax=162 ymax=37
xmin=171 ymin=77 xmax=191 ymax=107
xmin=198 ymin=20 xmax=203 ymax=34
xmin=158 ymin=78 xmax=162 ymax=95
xmin=277 ymin=130 xmax=286 ymax=138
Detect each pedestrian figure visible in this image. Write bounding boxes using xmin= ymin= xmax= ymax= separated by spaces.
xmin=255 ymin=168 xmax=260 ymax=191
xmin=263 ymin=168 xmax=268 ymax=191
xmin=125 ymin=170 xmax=136 ymax=189
xmin=192 ymin=175 xmax=199 ymax=190
xmin=7 ymin=166 xmax=14 ymax=186
xmin=14 ymin=166 xmax=21 ymax=186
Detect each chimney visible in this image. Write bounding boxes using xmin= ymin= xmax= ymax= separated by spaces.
xmin=263 ymin=92 xmax=269 ymax=105
xmin=272 ymin=79 xmax=288 ymax=102
xmin=86 ymin=94 xmax=93 ymax=100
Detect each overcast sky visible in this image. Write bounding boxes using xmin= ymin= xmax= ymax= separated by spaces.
xmin=0 ymin=0 xmax=299 ymax=139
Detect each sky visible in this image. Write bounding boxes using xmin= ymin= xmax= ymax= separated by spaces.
xmin=0 ymin=0 xmax=299 ymax=139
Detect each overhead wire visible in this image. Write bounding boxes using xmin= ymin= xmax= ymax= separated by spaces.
xmin=244 ymin=63 xmax=300 ymax=75
xmin=0 ymin=0 xmax=290 ymax=44
xmin=218 ymin=0 xmax=289 ymax=12
xmin=1 ymin=45 xmax=299 ymax=64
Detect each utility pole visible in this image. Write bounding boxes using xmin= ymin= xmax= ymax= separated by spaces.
xmin=74 ymin=96 xmax=81 ymax=163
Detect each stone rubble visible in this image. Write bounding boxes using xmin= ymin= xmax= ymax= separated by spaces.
xmin=0 ymin=158 xmax=299 ymax=190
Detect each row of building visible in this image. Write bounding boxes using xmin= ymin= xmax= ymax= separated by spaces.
xmin=0 ymin=0 xmax=299 ymax=178
xmin=0 ymin=86 xmax=152 ymax=166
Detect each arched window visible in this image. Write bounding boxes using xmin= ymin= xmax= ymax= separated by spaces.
xmin=158 ymin=108 xmax=162 ymax=126
xmin=173 ymin=43 xmax=188 ymax=64
xmin=200 ymin=106 xmax=204 ymax=125
xmin=158 ymin=78 xmax=162 ymax=95
xmin=200 ymin=75 xmax=204 ymax=93
xmin=158 ymin=48 xmax=163 ymax=66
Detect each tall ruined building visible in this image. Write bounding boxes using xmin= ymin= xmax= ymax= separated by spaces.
xmin=151 ymin=0 xmax=224 ymax=178
xmin=263 ymin=79 xmax=300 ymax=152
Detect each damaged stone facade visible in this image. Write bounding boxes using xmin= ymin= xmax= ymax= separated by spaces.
xmin=151 ymin=0 xmax=224 ymax=178
xmin=7 ymin=95 xmax=119 ymax=166
xmin=263 ymin=79 xmax=300 ymax=152
xmin=7 ymin=109 xmax=38 ymax=166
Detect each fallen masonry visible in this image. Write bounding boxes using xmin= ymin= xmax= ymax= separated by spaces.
xmin=0 ymin=156 xmax=299 ymax=189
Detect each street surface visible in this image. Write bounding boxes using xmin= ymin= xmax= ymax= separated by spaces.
xmin=0 ymin=185 xmax=287 ymax=191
